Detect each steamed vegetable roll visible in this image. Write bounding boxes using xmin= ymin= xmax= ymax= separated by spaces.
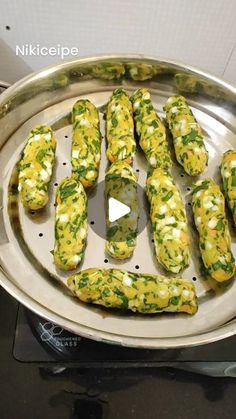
xmin=68 ymin=268 xmax=198 ymax=315
xmin=71 ymin=99 xmax=102 ymax=188
xmin=126 ymin=63 xmax=157 ymax=81
xmin=18 ymin=125 xmax=56 ymax=210
xmin=221 ymin=150 xmax=236 ymax=225
xmin=91 ymin=62 xmax=125 ymax=80
xmin=54 ymin=177 xmax=87 ymax=270
xmin=106 ymin=88 xmax=136 ymax=164
xmin=192 ymin=179 xmax=235 ymax=282
xmin=164 ymin=96 xmax=208 ymax=176
xmin=132 ymin=88 xmax=172 ymax=170
xmin=105 ymin=162 xmax=138 ymax=260
xmin=146 ymin=168 xmax=190 ymax=273
xmin=174 ymin=74 xmax=225 ymax=99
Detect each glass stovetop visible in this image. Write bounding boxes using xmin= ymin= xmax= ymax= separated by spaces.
xmin=14 ymin=305 xmax=236 ymax=367
xmin=2 ymin=287 xmax=236 ymax=418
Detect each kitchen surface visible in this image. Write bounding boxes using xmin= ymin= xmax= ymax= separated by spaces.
xmin=1 ymin=286 xmax=236 ymax=418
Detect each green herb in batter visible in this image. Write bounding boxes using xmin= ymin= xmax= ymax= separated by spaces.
xmin=111 ymin=117 xmax=118 ymax=127
xmin=60 ymin=183 xmax=77 ymax=200
xmin=169 ymin=296 xmax=180 ymax=305
xmin=215 ymin=219 xmax=224 ymax=230
xmin=107 ymin=225 xmax=119 ymax=239
xmin=162 ymin=191 xmax=173 ymax=202
xmin=36 ymin=149 xmax=47 ymax=163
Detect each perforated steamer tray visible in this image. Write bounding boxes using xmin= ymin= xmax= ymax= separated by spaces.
xmin=0 ymin=55 xmax=236 ymax=348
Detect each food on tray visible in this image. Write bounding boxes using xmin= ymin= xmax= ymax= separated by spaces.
xmin=174 ymin=73 xmax=226 ymax=99
xmin=126 ymin=63 xmax=157 ymax=80
xmin=164 ymin=95 xmax=208 ymax=176
xmin=146 ymin=168 xmax=190 ymax=273
xmin=132 ymin=88 xmax=172 ymax=170
xmin=68 ymin=268 xmax=198 ymax=315
xmin=91 ymin=62 xmax=125 ymax=80
xmin=106 ymin=88 xmax=136 ymax=164
xmin=18 ymin=125 xmax=56 ymax=210
xmin=221 ymin=150 xmax=236 ymax=225
xmin=71 ymin=99 xmax=102 ymax=188
xmin=53 ymin=177 xmax=87 ymax=270
xmin=105 ymin=161 xmax=138 ymax=259
xmin=192 ymin=178 xmax=235 ymax=282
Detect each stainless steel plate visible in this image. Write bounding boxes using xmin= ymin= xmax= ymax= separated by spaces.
xmin=0 ymin=55 xmax=236 ymax=348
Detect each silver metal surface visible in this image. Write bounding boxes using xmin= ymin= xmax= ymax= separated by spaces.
xmin=0 ymin=55 xmax=236 ymax=348
xmin=0 ymin=80 xmax=10 ymax=94
xmin=0 ymin=81 xmax=10 ymax=89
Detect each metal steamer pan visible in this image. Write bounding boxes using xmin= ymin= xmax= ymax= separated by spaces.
xmin=0 ymin=55 xmax=236 ymax=349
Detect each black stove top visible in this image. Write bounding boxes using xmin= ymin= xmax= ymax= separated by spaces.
xmin=14 ymin=303 xmax=236 ymax=366
xmin=2 ymin=287 xmax=236 ymax=419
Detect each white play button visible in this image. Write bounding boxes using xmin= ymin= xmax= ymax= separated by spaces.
xmin=108 ymin=197 xmax=131 ymax=222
